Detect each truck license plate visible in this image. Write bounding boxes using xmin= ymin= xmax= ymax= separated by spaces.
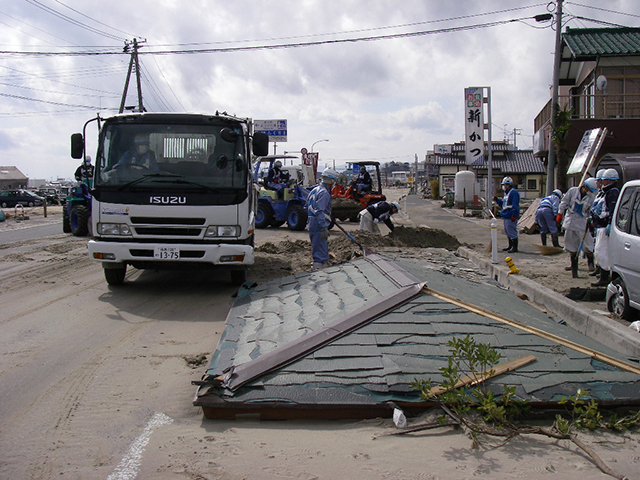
xmin=154 ymin=246 xmax=180 ymax=260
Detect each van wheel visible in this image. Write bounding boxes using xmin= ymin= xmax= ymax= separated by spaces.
xmin=607 ymin=277 xmax=637 ymax=321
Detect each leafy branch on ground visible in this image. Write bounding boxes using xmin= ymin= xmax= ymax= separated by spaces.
xmin=410 ymin=335 xmax=639 ymax=480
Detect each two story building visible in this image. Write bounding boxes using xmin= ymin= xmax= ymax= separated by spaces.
xmin=534 ymin=27 xmax=640 ymax=185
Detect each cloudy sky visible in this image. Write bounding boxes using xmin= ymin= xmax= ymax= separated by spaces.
xmin=1 ymin=0 xmax=639 ymax=182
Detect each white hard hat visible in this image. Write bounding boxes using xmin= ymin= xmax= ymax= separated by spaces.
xmin=602 ymin=168 xmax=619 ymax=181
xmin=322 ymin=168 xmax=339 ymax=182
xmin=553 ymin=189 xmax=562 ymax=197
xmin=501 ymin=176 xmax=513 ymax=185
xmin=584 ymin=177 xmax=598 ymax=192
xmin=596 ymin=169 xmax=606 ymax=180
xmin=391 ymin=201 xmax=400 ymax=212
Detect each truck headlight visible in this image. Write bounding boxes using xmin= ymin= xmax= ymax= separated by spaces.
xmin=98 ymin=223 xmax=132 ymax=236
xmin=205 ymin=225 xmax=239 ymax=237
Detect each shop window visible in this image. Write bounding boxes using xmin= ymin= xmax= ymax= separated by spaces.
xmin=527 ymin=179 xmax=537 ymax=190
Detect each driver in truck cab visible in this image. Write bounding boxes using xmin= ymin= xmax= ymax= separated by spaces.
xmin=112 ymin=134 xmax=159 ymax=171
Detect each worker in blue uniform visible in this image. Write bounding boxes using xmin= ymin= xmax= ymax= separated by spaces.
xmin=535 ymin=189 xmax=563 ymax=247
xmin=494 ymin=176 xmax=520 ymax=253
xmin=307 ymin=168 xmax=339 ymax=270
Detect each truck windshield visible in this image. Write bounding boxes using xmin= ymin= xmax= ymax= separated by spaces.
xmin=95 ymin=123 xmax=247 ymax=190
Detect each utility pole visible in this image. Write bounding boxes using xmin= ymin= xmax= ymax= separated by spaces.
xmin=119 ymin=38 xmax=147 ymax=114
xmin=513 ymin=128 xmax=522 ymax=149
xmin=547 ymin=0 xmax=563 ymax=195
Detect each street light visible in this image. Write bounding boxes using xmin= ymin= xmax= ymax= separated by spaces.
xmin=311 ymin=139 xmax=329 ymax=152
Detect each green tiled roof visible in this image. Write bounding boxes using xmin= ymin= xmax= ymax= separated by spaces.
xmin=564 ymin=27 xmax=640 ymax=58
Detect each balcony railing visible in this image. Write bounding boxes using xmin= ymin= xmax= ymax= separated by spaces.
xmin=535 ymin=93 xmax=640 ymax=132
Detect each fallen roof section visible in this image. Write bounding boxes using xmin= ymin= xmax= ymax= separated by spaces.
xmin=194 ymin=253 xmax=640 ymax=420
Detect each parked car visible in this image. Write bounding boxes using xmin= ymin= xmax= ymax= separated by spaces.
xmin=36 ymin=187 xmax=61 ymax=205
xmin=606 ymin=179 xmax=640 ymax=320
xmin=0 ymin=189 xmax=44 ymax=208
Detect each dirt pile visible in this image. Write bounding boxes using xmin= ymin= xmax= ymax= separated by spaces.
xmin=253 ymin=226 xmax=462 ymax=279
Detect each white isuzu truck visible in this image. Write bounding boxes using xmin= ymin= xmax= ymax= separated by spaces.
xmin=71 ymin=112 xmax=269 ymax=286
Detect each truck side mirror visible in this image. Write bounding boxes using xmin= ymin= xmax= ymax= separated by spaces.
xmin=71 ymin=133 xmax=84 ymax=159
xmin=252 ymin=132 xmax=269 ymax=157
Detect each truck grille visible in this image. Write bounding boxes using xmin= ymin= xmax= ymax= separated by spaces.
xmin=134 ymin=227 xmax=203 ymax=236
xmin=130 ymin=217 xmax=205 ymax=225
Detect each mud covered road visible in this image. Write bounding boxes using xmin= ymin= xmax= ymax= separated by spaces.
xmin=0 ymin=196 xmax=464 ymax=479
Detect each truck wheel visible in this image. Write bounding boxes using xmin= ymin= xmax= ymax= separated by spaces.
xmin=104 ymin=266 xmax=126 ymax=285
xmin=256 ymin=202 xmax=274 ymax=229
xmin=230 ymin=269 xmax=247 ymax=286
xmin=70 ymin=205 xmax=90 ymax=236
xmin=287 ymin=204 xmax=308 ymax=231
xmin=62 ymin=208 xmax=71 ymax=233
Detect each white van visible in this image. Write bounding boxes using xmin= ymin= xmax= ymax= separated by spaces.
xmin=606 ymin=179 xmax=640 ymax=320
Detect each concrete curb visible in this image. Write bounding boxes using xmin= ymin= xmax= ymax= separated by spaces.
xmin=458 ymin=246 xmax=640 ymax=358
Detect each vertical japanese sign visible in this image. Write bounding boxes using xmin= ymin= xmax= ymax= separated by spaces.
xmin=464 ymin=87 xmax=484 ymax=165
xmin=301 ymin=148 xmax=319 ymax=183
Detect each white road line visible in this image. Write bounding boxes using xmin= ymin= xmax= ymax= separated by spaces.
xmin=107 ymin=412 xmax=173 ymax=480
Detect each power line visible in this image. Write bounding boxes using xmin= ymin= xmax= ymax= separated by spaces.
xmin=0 ymin=64 xmax=121 ymax=95
xmin=0 ymin=90 xmax=113 ymax=109
xmin=566 ymin=2 xmax=640 ymax=19
xmin=147 ymin=3 xmax=548 ymax=48
xmin=24 ymin=0 xmax=125 ymax=42
xmin=51 ymin=0 xmax=139 ymax=39
xmin=0 ymin=16 xmax=544 ymax=57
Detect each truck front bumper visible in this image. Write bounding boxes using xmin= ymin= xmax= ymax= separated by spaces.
xmin=88 ymin=240 xmax=254 ymax=267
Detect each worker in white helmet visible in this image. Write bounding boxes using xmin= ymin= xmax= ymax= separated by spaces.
xmin=557 ymin=178 xmax=598 ymax=278
xmin=587 ymin=168 xmax=608 ymax=278
xmin=306 ymin=168 xmax=339 ymax=270
xmin=493 ymin=176 xmax=520 ymax=253
xmin=266 ymin=159 xmax=290 ymax=199
xmin=590 ymin=168 xmax=620 ymax=287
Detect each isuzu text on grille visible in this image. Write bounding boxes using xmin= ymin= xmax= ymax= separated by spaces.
xmin=150 ymin=196 xmax=187 ymax=204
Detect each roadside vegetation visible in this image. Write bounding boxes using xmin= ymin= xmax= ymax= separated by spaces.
xmin=411 ymin=335 xmax=639 ymax=480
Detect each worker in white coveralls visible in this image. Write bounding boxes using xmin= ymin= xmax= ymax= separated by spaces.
xmin=307 ymin=168 xmax=339 ymax=270
xmin=557 ymin=177 xmax=598 ymax=278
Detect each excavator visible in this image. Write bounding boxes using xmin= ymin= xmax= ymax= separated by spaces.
xmin=331 ymin=161 xmax=386 ymax=222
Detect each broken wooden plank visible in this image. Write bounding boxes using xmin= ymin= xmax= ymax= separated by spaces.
xmin=425 ymin=354 xmax=537 ymax=399
xmin=424 ymin=287 xmax=640 ymax=376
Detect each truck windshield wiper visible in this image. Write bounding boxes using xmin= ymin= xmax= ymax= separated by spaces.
xmin=117 ymin=172 xmax=181 ymax=191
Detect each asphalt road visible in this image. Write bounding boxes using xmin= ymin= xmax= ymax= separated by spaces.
xmin=0 ymin=221 xmax=62 ymax=244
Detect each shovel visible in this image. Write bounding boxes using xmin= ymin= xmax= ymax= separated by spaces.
xmin=332 ymin=219 xmax=374 ymax=256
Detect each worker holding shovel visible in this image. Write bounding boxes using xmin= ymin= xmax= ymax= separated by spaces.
xmin=307 ymin=168 xmax=339 ymax=270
